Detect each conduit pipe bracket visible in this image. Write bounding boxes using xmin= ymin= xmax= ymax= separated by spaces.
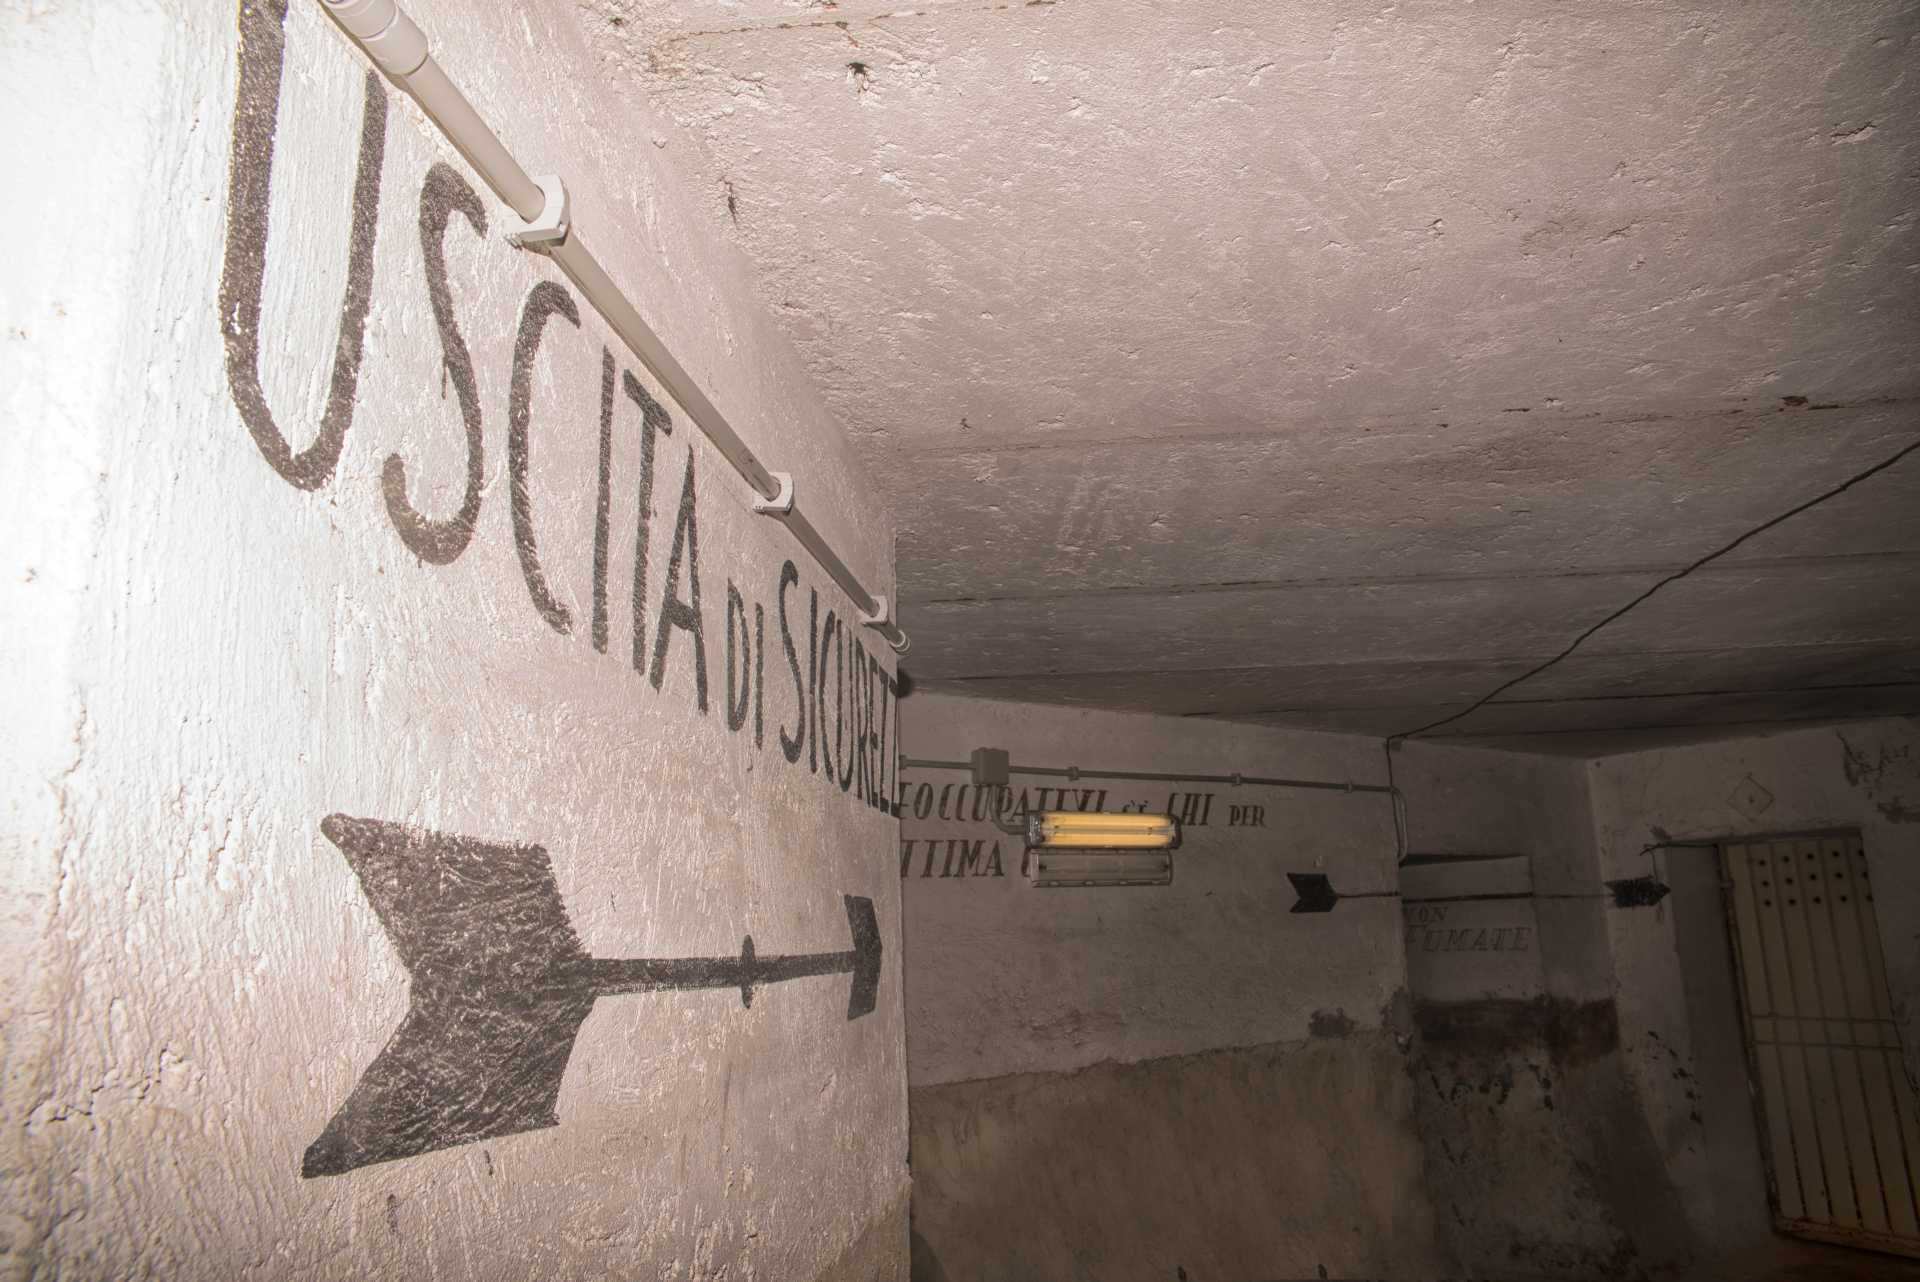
xmin=750 ymin=471 xmax=795 ymax=516
xmin=504 ymin=175 xmax=572 ymax=250
xmin=858 ymin=595 xmax=895 ymax=634
xmin=861 ymin=596 xmax=908 ymax=653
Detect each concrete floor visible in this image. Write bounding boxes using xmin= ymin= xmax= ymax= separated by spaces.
xmin=1674 ymin=1238 xmax=1920 ymax=1282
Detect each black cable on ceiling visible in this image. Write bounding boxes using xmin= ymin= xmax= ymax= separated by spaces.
xmin=1383 ymin=432 xmax=1919 ymax=866
xmin=1391 ymin=433 xmax=1920 ymax=745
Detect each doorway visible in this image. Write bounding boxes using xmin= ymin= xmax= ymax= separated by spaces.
xmin=1723 ymin=833 xmax=1920 ymax=1258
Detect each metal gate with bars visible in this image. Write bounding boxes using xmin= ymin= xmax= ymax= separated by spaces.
xmin=1723 ymin=833 xmax=1920 ymax=1258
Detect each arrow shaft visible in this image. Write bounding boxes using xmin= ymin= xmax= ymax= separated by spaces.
xmin=1401 ymin=891 xmax=1604 ymax=905
xmin=1402 ymin=882 xmax=1667 ymax=907
xmin=587 ymin=950 xmax=855 ymax=998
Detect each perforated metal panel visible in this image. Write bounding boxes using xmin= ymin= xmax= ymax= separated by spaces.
xmin=1723 ymin=835 xmax=1920 ymax=1258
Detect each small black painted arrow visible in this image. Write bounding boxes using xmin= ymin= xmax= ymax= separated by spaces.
xmin=303 ymin=814 xmax=881 ymax=1179
xmin=1288 ymin=872 xmax=1671 ymax=913
xmin=1287 ymin=872 xmax=1396 ymax=914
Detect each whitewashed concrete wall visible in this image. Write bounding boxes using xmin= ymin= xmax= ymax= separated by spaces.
xmin=892 ymin=697 xmax=1626 ymax=1091
xmin=1588 ymin=716 xmax=1920 ymax=1258
xmin=895 ymin=692 xmax=1447 ymax=1280
xmin=1 ymin=1 xmax=906 ymax=1277
xmin=896 ymin=692 xmax=1406 ymax=1085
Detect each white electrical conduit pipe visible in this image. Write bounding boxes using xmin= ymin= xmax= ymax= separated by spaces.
xmin=320 ymin=0 xmax=909 ymax=653
xmin=897 ymin=756 xmax=1398 ymax=797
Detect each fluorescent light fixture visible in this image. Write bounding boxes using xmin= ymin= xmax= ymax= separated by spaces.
xmin=1024 ymin=811 xmax=1179 ymax=887
xmin=1027 ymin=811 xmax=1180 ymax=850
xmin=1029 ymin=849 xmax=1174 ymax=888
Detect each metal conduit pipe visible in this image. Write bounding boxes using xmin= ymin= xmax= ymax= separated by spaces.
xmin=320 ymin=0 xmax=909 ymax=653
xmin=896 ymin=756 xmax=1398 ymax=797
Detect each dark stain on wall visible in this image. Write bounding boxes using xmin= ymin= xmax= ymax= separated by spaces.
xmin=1643 ymin=1030 xmax=1705 ymax=1125
xmin=1839 ymin=729 xmax=1920 ymax=823
xmin=1308 ymin=1008 xmax=1356 ymax=1038
xmin=1409 ymin=996 xmax=1692 ymax=1280
xmin=1412 ymin=996 xmax=1620 ymax=1067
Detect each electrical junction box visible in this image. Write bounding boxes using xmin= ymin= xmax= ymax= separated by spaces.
xmin=969 ymin=747 xmax=1010 ymax=788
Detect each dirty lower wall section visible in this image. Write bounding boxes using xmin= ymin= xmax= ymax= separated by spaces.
xmin=908 ymin=1037 xmax=1435 ymax=1282
xmin=2 ymin=1 xmax=906 ymax=1277
xmin=897 ymin=693 xmax=1446 ymax=1281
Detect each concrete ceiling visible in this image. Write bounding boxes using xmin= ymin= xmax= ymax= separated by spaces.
xmin=582 ymin=0 xmax=1920 ymax=753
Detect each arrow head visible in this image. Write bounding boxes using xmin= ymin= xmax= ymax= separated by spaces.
xmin=1288 ymin=872 xmax=1340 ymax=914
xmin=302 ymin=986 xmax=596 ymax=1178
xmin=844 ymin=895 xmax=881 ymax=1019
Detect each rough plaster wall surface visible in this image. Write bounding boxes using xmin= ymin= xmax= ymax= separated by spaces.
xmin=897 ymin=692 xmax=1404 ymax=1085
xmin=577 ymin=0 xmax=1920 ymax=746
xmin=0 ymin=3 xmax=143 ymax=1265
xmin=3 ymin=1 xmax=906 ymax=1277
xmin=1587 ymin=715 xmax=1920 ymax=1260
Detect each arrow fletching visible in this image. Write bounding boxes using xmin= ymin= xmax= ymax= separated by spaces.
xmin=1606 ymin=875 xmax=1672 ymax=908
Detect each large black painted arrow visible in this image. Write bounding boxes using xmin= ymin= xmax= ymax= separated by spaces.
xmin=303 ymin=814 xmax=881 ymax=1179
